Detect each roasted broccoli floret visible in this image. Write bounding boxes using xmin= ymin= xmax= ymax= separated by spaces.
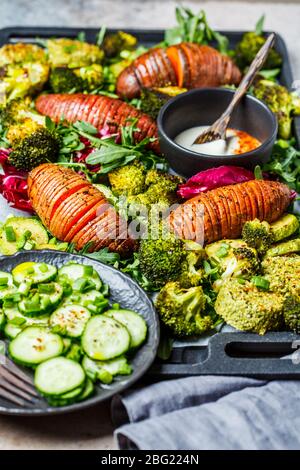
xmin=0 ymin=98 xmax=45 ymax=128
xmin=49 ymin=67 xmax=83 ymax=93
xmin=7 ymin=118 xmax=41 ymax=146
xmin=102 ymin=31 xmax=137 ymax=58
xmin=178 ymin=242 xmax=206 ymax=288
xmin=242 ymin=219 xmax=273 ymax=255
xmin=155 ymin=281 xmax=212 ymax=337
xmin=205 ymin=239 xmax=259 ymax=290
xmin=215 ymin=278 xmax=284 ymax=335
xmin=9 ymin=127 xmax=60 ymax=171
xmin=47 ymin=38 xmax=104 ymax=68
xmin=140 ymin=87 xmax=187 ymax=119
xmin=253 ymin=79 xmax=300 ymax=139
xmin=235 ymin=32 xmax=282 ymax=70
xmin=139 ymin=232 xmax=185 ymax=288
xmin=73 ymin=64 xmax=103 ymax=91
xmin=0 ymin=43 xmax=47 ymax=66
xmin=108 ymin=160 xmax=147 ymax=196
xmin=127 ymin=169 xmax=183 ymax=210
xmin=262 ymin=255 xmax=300 ymax=333
xmin=0 ymin=62 xmax=49 ymax=103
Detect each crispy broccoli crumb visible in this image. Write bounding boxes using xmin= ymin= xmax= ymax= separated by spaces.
xmin=140 ymin=87 xmax=187 ymax=119
xmin=253 ymin=79 xmax=300 ymax=139
xmin=155 ymin=281 xmax=212 ymax=337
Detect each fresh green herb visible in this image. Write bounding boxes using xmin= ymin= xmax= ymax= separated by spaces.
xmin=164 ymin=7 xmax=229 ymax=54
xmin=258 ymin=68 xmax=281 ymax=80
xmin=96 ymin=25 xmax=107 ymax=46
xmin=9 ymin=317 xmax=26 ymax=326
xmin=263 ymin=139 xmax=300 ymax=192
xmin=77 ymin=31 xmax=86 ymax=42
xmin=255 ymin=15 xmax=265 ymax=36
xmin=85 ymin=248 xmax=121 ymax=266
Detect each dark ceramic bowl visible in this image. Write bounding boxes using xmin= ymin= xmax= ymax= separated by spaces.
xmin=157 ymin=88 xmax=278 ymax=177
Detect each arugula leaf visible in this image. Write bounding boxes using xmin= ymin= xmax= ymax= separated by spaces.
xmin=85 ymin=248 xmax=120 ymax=266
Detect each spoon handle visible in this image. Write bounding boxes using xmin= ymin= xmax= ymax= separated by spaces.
xmin=223 ymin=33 xmax=276 ymax=118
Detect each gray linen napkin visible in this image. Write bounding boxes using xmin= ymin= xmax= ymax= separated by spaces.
xmin=112 ymin=376 xmax=300 ymax=450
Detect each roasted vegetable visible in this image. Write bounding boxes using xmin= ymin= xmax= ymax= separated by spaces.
xmin=28 ymin=164 xmax=137 ymax=256
xmin=205 ymin=239 xmax=259 ymax=290
xmin=127 ymin=169 xmax=182 ymax=210
xmin=169 ymin=180 xmax=291 ymax=244
xmin=0 ymin=98 xmax=45 ymax=128
xmin=262 ymin=255 xmax=300 ymax=333
xmin=139 ymin=233 xmax=185 ymax=289
xmin=265 ymin=239 xmax=300 ymax=258
xmin=242 ymin=219 xmax=273 ymax=255
xmin=215 ymin=278 xmax=284 ymax=335
xmin=49 ymin=67 xmax=83 ymax=93
xmin=108 ymin=160 xmax=147 ymax=196
xmin=235 ymin=33 xmax=282 ymax=70
xmin=73 ymin=64 xmax=103 ymax=91
xmin=0 ymin=43 xmax=47 ymax=66
xmin=8 ymin=127 xmax=60 ymax=171
xmin=253 ymin=79 xmax=300 ymax=139
xmin=0 ymin=62 xmax=49 ymax=103
xmin=102 ymin=31 xmax=137 ymax=58
xmin=35 ymin=93 xmax=160 ymax=154
xmin=117 ymin=42 xmax=241 ymax=99
xmin=242 ymin=214 xmax=299 ymax=254
xmin=155 ymin=281 xmax=212 ymax=337
xmin=140 ymin=86 xmax=187 ymax=119
xmin=46 ymin=38 xmax=104 ymax=68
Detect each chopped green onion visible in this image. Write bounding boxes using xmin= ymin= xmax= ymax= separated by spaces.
xmin=18 ymin=281 xmax=31 ymax=296
xmin=83 ymin=265 xmax=94 ymax=276
xmin=112 ymin=303 xmax=120 ymax=310
xmin=216 ymin=244 xmax=229 ymax=258
xmin=5 ymin=226 xmax=16 ymax=242
xmin=251 ymin=276 xmax=270 ymax=290
xmin=0 ymin=277 xmax=9 ymax=286
xmin=38 ymin=283 xmax=55 ymax=294
xmin=73 ymin=278 xmax=88 ymax=293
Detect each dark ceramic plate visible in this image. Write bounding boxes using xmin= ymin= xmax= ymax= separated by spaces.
xmin=0 ymin=250 xmax=160 ymax=416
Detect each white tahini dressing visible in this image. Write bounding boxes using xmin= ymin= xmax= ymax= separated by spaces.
xmin=174 ymin=126 xmax=260 ymax=156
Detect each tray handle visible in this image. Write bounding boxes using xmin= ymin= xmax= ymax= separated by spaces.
xmin=150 ymin=332 xmax=300 ymax=379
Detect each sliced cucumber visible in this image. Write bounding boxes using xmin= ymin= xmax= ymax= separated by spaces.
xmin=12 ymin=262 xmax=57 ymax=285
xmin=82 ymin=355 xmax=132 ymax=384
xmin=62 ymin=337 xmax=72 ymax=354
xmin=77 ymin=378 xmax=94 ymax=401
xmin=34 ymin=357 xmax=85 ymax=396
xmin=82 ymin=315 xmax=131 ymax=361
xmin=4 ymin=305 xmax=50 ymax=327
xmin=58 ymin=263 xmax=102 ymax=291
xmin=9 ymin=326 xmax=63 ymax=366
xmin=50 ymin=304 xmax=91 ymax=338
xmin=80 ymin=290 xmax=109 ymax=314
xmin=0 ymin=272 xmax=17 ymax=302
xmin=105 ymin=309 xmax=147 ymax=349
xmin=0 ymin=310 xmax=5 ymax=330
xmin=0 ymin=217 xmax=48 ymax=255
xmin=18 ymin=283 xmax=63 ymax=317
xmin=4 ymin=323 xmax=23 ymax=339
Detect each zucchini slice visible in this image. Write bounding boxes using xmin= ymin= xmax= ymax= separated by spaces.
xmin=0 ymin=217 xmax=49 ymax=255
xmin=12 ymin=262 xmax=57 ymax=285
xmin=105 ymin=309 xmax=147 ymax=348
xmin=9 ymin=326 xmax=63 ymax=366
xmin=34 ymin=357 xmax=85 ymax=396
xmin=58 ymin=263 xmax=102 ymax=291
xmin=82 ymin=315 xmax=131 ymax=361
xmin=50 ymin=304 xmax=91 ymax=338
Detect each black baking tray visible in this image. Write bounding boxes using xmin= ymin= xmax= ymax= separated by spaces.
xmin=0 ymin=26 xmax=299 ymax=379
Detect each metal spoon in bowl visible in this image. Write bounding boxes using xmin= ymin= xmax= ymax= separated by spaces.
xmin=193 ymin=33 xmax=276 ymax=145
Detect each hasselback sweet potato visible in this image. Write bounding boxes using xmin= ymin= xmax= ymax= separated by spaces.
xmin=35 ymin=93 xmax=160 ymax=153
xmin=169 ymin=180 xmax=291 ymax=244
xmin=28 ymin=164 xmax=136 ymax=255
xmin=117 ymin=42 xmax=241 ymax=99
